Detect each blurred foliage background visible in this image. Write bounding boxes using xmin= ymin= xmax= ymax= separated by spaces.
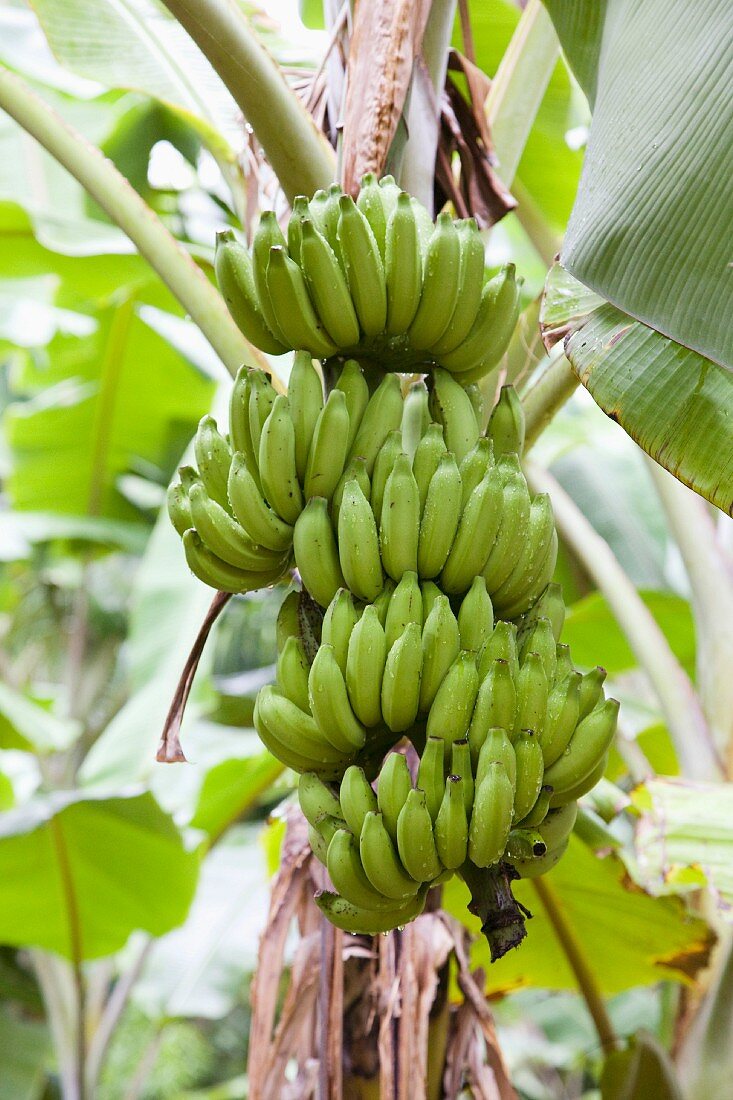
xmin=0 ymin=1 xmax=730 ymax=1098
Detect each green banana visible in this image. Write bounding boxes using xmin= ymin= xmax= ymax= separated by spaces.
xmin=491 ymin=493 xmax=556 ymax=617
xmin=348 ymin=373 xmax=404 ymax=473
xmin=499 ymin=527 xmax=559 ymax=622
xmin=337 ymin=194 xmax=387 ymax=337
xmin=379 ymin=452 xmax=420 ymax=581
xmin=335 ymin=359 xmax=370 ymax=450
xmin=541 ymin=671 xmax=582 ymax=766
xmin=578 ymin=667 xmax=607 ymax=719
xmin=412 ymin=422 xmax=447 ymax=511
xmin=486 ymin=386 xmax=525 ymax=457
xmin=167 ymin=480 xmax=192 ymax=536
xmin=464 ymin=382 xmax=485 ymax=432
xmin=321 ymin=588 xmax=358 ymax=673
xmin=431 ymin=219 xmax=485 ymax=355
xmin=396 ymin=788 xmax=443 ymax=882
xmin=457 ymin=576 xmax=494 ymax=653
xmin=371 ymin=429 xmax=404 ymax=523
xmin=277 ymin=634 xmax=311 ymax=713
xmin=428 ymin=368 xmax=480 ymax=465
xmin=194 ymin=415 xmax=232 ymax=512
xmin=356 ymin=172 xmax=388 ymax=258
xmin=477 ymin=621 xmax=519 ymax=681
xmin=293 ymin=497 xmax=345 ymax=608
xmin=385 ymin=191 xmax=423 ymax=334
xmin=409 ymin=213 xmax=462 ymax=350
xmin=309 ymin=643 xmax=367 ymax=753
xmin=518 ymin=583 xmax=565 ymax=645
xmin=468 ymin=659 xmax=517 ymax=757
xmin=184 ymin=529 xmax=287 ymax=593
xmin=307 ymin=188 xmax=329 ymax=237
xmin=338 ymin=479 xmax=384 ymax=601
xmin=384 ymin=571 xmax=423 ymax=651
xmin=381 ymin=622 xmax=423 ymax=732
xmin=276 ymin=590 xmax=300 ymax=650
xmin=543 ymin=700 xmax=619 ymax=798
xmin=425 ymin=651 xmax=479 ymax=746
xmin=331 ymin=456 xmax=370 ymax=531
xmin=327 ymin=829 xmax=396 ymax=911
xmin=309 ymin=812 xmax=346 ymax=863
xmin=518 ymin=784 xmax=553 ymax=828
xmin=251 ymin=210 xmax=288 ymax=344
xmin=538 ymin=801 xmax=578 ymax=850
xmin=254 ymin=685 xmax=352 ymax=776
xmin=247 ymin=370 xmax=277 ymax=458
xmin=468 ymin=761 xmax=514 ymax=868
xmin=401 ymin=380 xmax=430 ymax=461
xmin=359 ymin=811 xmax=419 ymax=899
xmin=482 ymin=465 xmax=531 ymax=593
xmin=548 ymin=756 xmax=607 ymax=808
xmin=228 ymin=368 xmax=258 ymax=481
xmin=298 ymin=771 xmax=343 ymax=826
xmin=287 ymin=351 xmax=324 ymax=481
xmin=459 ymin=438 xmax=493 ymax=509
xmin=475 ymin=727 xmax=516 ymax=789
xmin=512 ymin=730 xmax=545 ymax=822
xmin=514 ymin=652 xmax=549 ymax=741
xmin=228 ymin=453 xmax=294 ymax=551
xmin=435 ymin=775 xmax=469 ymax=870
xmin=340 ymin=765 xmax=378 ymax=837
xmin=188 ymin=484 xmax=285 ymax=571
xmin=450 ymin=739 xmax=475 ymax=814
xmin=419 ymin=595 xmax=461 ymax=713
xmin=299 ymin=219 xmax=361 ymax=348
xmin=417 ymin=736 xmax=446 ymax=821
xmin=315 ymin=885 xmax=427 ymax=934
xmin=441 ymin=264 xmax=520 ymax=377
xmin=258 ymin=394 xmax=303 ymax=524
xmin=377 ymin=752 xmax=413 ymax=840
xmin=215 ymin=230 xmax=287 ymax=355
xmin=304 ymin=388 xmax=350 ymax=502
xmin=420 ymin=580 xmax=443 ymax=624
xmin=417 ymin=452 xmax=463 ymax=578
xmin=345 ymin=605 xmax=387 ymax=727
xmin=519 ymin=618 xmax=557 ymax=685
xmin=266 ymin=246 xmax=337 ymax=358
xmin=440 ymin=467 xmax=503 ymax=594
xmin=372 ymin=578 xmax=396 ymax=626
xmin=286 ymin=195 xmax=309 ymax=264
xmin=321 ymin=183 xmax=344 ymax=253
xmin=508 ymin=839 xmax=568 ymax=879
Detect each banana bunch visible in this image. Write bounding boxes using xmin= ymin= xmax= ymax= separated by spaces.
xmin=215 ymin=176 xmax=522 ymax=381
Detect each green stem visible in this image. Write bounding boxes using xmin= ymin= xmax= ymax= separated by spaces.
xmin=522 ymin=350 xmax=579 ymax=451
xmin=0 ymin=65 xmax=260 ymax=378
xmin=485 ymin=0 xmax=559 ymax=188
xmin=527 ymin=461 xmax=722 ymax=781
xmin=162 ymin=0 xmax=335 ymax=203
xmin=532 ymin=876 xmax=618 ymax=1052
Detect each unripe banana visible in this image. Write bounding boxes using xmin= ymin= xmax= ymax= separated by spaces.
xmin=397 ymin=789 xmax=443 ymax=882
xmin=504 ymin=829 xmax=547 ymax=862
xmin=327 ymin=829 xmax=397 ymax=911
xmin=188 ymin=484 xmax=285 ymax=572
xmin=441 ymin=264 xmax=520 ymax=378
xmin=356 ymin=172 xmax=388 ymax=258
xmin=518 ymin=582 xmax=565 ymax=645
xmin=491 ymin=493 xmax=555 ymax=617
xmin=450 ymin=739 xmax=475 ymax=814
xmin=266 ymin=246 xmax=337 ymax=358
xmin=340 ymin=765 xmax=378 ymax=837
xmin=435 ymin=775 xmax=469 ymax=869
xmin=426 ymin=651 xmax=480 ymax=746
xmin=194 ymin=415 xmax=232 ymax=512
xmin=430 ymin=219 xmax=485 ymax=355
xmin=440 ymin=468 xmax=503 ymax=594
xmin=464 ymin=382 xmax=485 ymax=432
xmin=288 ymin=351 xmax=324 ymax=481
xmin=277 ymin=634 xmax=311 ymax=712
xmin=541 ymin=671 xmax=582 ymax=766
xmin=287 ymin=195 xmax=309 ymax=264
xmin=338 ymin=479 xmax=384 ymax=602
xmin=513 ymin=730 xmax=545 ymax=821
xmin=377 ymin=752 xmax=413 ymax=840
xmin=487 ymin=386 xmax=525 ymax=457
xmin=299 ymin=219 xmax=361 ymax=348
xmin=518 ymin=784 xmax=553 ymax=828
xmin=408 ymin=213 xmax=462 ymax=350
xmin=475 ymin=727 xmax=516 ymax=789
xmin=167 ymin=480 xmax=192 ymax=536
xmin=309 ymin=643 xmax=367 ymax=753
xmin=304 ymin=388 xmax=350 ymax=503
xmin=321 ymin=183 xmax=344 ymax=254
xmin=419 ymin=595 xmax=461 ymax=713
xmin=322 ymin=588 xmax=358 ymax=673
xmin=337 ymin=194 xmax=387 ymax=337
xmin=459 ymin=438 xmax=493 ymax=508
xmin=381 ymin=622 xmax=423 ymax=732
xmin=228 ymin=368 xmax=259 ymax=481
xmin=578 ymin=667 xmax=607 ymax=719
xmin=345 ymin=605 xmax=387 ymax=728
xmin=377 ymin=174 xmax=402 ymax=225
xmin=420 ymin=580 xmax=443 ymax=624
xmin=468 ymin=659 xmax=517 ymax=757
xmin=468 ymin=761 xmax=514 ymax=868
xmin=499 ymin=527 xmax=559 ymax=622
xmin=417 ymin=453 xmax=463 ymax=579
xmin=247 ymin=370 xmax=277 ymax=458
xmin=514 ymin=652 xmax=549 ymax=741
xmin=555 ymin=643 xmax=574 ymax=684
xmin=508 ymin=839 xmax=568 ymax=880
xmin=258 ymin=394 xmax=303 ymax=524
xmin=543 ymin=699 xmax=619 ymax=798
xmin=228 ymin=453 xmax=294 ymax=552
xmin=428 ymin=368 xmax=480 ymax=465
xmin=384 ymin=571 xmax=423 ymax=651
xmin=417 ymin=736 xmax=446 ymax=821
xmin=311 ymin=812 xmax=346 ymax=856
xmin=548 ymin=756 xmax=607 ymax=808
xmin=254 ymin=685 xmax=352 ymax=773
xmin=251 ymin=211 xmax=289 ymax=344
xmin=298 ymin=771 xmax=343 ymax=826
xmin=348 ymin=373 xmax=404 ymax=473
xmin=379 ymin=453 xmax=420 ymax=581
xmin=215 ymin=230 xmax=287 ymax=355
xmin=401 ymin=380 xmax=430 ymax=461
xmin=331 ymin=456 xmax=370 ymax=531
xmin=276 ymin=590 xmax=300 ymax=650
xmin=519 ymin=617 xmax=557 ymax=685
xmin=307 ymin=188 xmax=330 ymax=237
xmin=360 ymin=811 xmax=419 ymax=899
xmin=372 ymin=578 xmax=396 ymax=626
xmin=385 ymin=191 xmax=423 ymax=334
xmin=412 ymin=423 xmax=447 ymax=511
xmin=477 ymin=621 xmax=519 ymax=681
xmin=315 ymin=884 xmax=427 ymax=935
xmin=538 ymin=800 xmax=578 ymax=849
xmin=482 ymin=463 xmax=531 ymax=593
xmin=371 ymin=429 xmax=404 ymax=522
xmin=335 ymin=360 xmax=370 ymax=450
xmin=293 ymin=497 xmax=345 ymax=608
xmin=457 ymin=576 xmax=494 ymax=653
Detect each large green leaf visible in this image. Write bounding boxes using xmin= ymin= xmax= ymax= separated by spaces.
xmin=444 ymin=835 xmax=713 ymax=995
xmin=633 ymin=779 xmax=733 ymax=919
xmin=189 ymin=753 xmax=283 ymax=841
xmin=542 ymin=0 xmax=733 ymax=374
xmin=542 ymin=263 xmax=733 ymax=514
xmin=0 ymin=790 xmax=199 ymax=959
xmin=0 ymin=682 xmax=80 ymax=754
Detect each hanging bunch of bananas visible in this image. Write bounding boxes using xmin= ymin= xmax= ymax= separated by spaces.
xmin=168 ymin=355 xmax=555 ymax=620
xmin=215 ymin=175 xmax=521 ymax=380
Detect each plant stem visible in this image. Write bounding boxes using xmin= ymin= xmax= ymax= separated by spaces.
xmin=527 ymin=461 xmax=722 ymax=781
xmin=532 ymin=876 xmax=619 ymax=1052
xmin=485 ymin=0 xmax=559 ymax=188
xmin=0 ymin=65 xmax=261 ymax=378
xmin=522 ymin=350 xmax=579 ymax=451
xmin=162 ymin=0 xmax=335 ymax=203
